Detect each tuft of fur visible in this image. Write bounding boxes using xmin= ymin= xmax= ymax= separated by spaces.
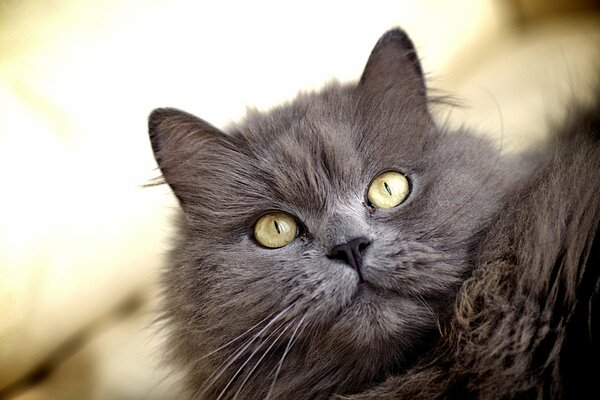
xmin=148 ymin=28 xmax=599 ymax=399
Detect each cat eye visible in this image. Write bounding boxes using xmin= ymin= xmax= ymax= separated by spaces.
xmin=368 ymin=171 xmax=410 ymax=209
xmin=254 ymin=212 xmax=298 ymax=248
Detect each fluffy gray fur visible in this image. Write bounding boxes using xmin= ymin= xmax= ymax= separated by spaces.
xmin=148 ymin=29 xmax=599 ymax=399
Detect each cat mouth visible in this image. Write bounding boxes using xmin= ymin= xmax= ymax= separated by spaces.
xmin=352 ymin=263 xmax=383 ymax=300
xmin=353 ymin=280 xmax=379 ymax=300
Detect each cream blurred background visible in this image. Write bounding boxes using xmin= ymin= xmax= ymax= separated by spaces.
xmin=0 ymin=1 xmax=599 ymax=399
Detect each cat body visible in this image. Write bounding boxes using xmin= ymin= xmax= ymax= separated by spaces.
xmin=149 ymin=29 xmax=599 ymax=399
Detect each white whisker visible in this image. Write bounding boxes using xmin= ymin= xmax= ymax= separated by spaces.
xmin=195 ymin=310 xmax=280 ymax=363
xmin=265 ymin=315 xmax=307 ymax=400
xmin=192 ymin=302 xmax=296 ymax=400
xmin=229 ymin=320 xmax=295 ymax=400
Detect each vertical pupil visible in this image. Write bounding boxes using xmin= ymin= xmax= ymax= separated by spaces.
xmin=384 ymin=181 xmax=393 ymax=196
xmin=273 ymin=220 xmax=281 ymax=234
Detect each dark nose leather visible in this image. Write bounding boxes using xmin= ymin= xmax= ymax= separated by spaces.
xmin=329 ymin=237 xmax=371 ymax=282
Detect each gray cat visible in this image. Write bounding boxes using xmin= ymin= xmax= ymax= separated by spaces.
xmin=148 ymin=29 xmax=600 ymax=399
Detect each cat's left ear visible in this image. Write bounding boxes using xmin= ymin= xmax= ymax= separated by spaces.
xmin=358 ymin=28 xmax=427 ymax=109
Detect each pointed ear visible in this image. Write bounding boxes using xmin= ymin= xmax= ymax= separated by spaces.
xmin=358 ymin=28 xmax=427 ymax=106
xmin=148 ymin=108 xmax=229 ymax=207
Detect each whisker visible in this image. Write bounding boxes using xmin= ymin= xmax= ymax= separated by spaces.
xmin=194 ymin=310 xmax=280 ymax=363
xmin=192 ymin=302 xmax=296 ymax=400
xmin=265 ymin=315 xmax=307 ymax=400
xmin=416 ymin=294 xmax=436 ymax=320
xmin=230 ymin=320 xmax=296 ymax=400
xmin=192 ymin=334 xmax=262 ymax=400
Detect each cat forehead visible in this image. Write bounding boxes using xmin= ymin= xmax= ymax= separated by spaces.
xmin=237 ymin=102 xmax=423 ymax=171
xmin=237 ymin=87 xmax=364 ymax=169
xmin=237 ymin=115 xmax=365 ymax=212
xmin=235 ymin=82 xmax=431 ymax=157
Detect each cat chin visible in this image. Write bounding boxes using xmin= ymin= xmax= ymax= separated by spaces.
xmin=298 ymin=266 xmax=435 ymax=350
xmin=324 ymin=289 xmax=435 ymax=351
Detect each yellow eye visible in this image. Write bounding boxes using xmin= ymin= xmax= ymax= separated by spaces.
xmin=254 ymin=212 xmax=298 ymax=248
xmin=367 ymin=171 xmax=410 ymax=209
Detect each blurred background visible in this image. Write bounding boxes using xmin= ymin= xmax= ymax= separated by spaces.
xmin=1 ymin=0 xmax=599 ymax=399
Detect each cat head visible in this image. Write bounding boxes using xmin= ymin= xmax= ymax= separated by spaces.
xmin=149 ymin=29 xmax=509 ymax=398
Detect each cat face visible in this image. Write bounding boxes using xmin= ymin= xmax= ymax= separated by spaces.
xmin=150 ymin=29 xmax=510 ymax=399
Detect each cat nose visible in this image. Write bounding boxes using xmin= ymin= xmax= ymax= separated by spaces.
xmin=328 ymin=237 xmax=371 ymax=282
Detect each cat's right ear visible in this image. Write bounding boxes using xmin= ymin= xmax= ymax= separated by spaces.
xmin=148 ymin=108 xmax=229 ymax=207
xmin=358 ymin=28 xmax=428 ymax=111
